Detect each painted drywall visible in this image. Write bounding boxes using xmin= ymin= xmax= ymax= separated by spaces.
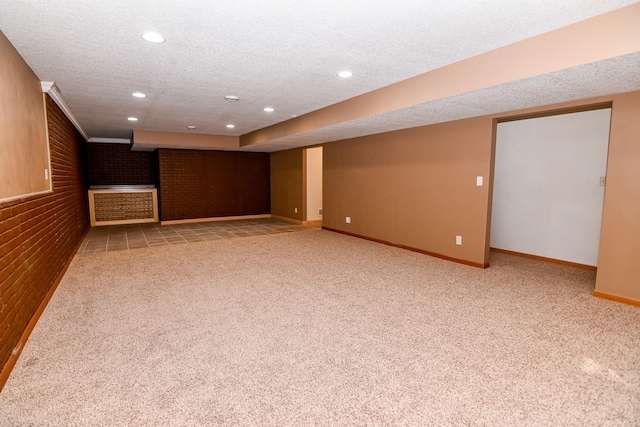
xmin=596 ymin=91 xmax=640 ymax=301
xmin=491 ymin=109 xmax=611 ymax=266
xmin=323 ymin=117 xmax=494 ymax=267
xmin=306 ymin=147 xmax=323 ymax=221
xmin=0 ymin=31 xmax=50 ymax=201
xmin=271 ymin=148 xmax=304 ymax=221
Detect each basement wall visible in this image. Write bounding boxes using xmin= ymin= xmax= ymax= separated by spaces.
xmin=321 ymin=90 xmax=640 ymax=303
xmin=86 ymin=142 xmax=156 ymax=187
xmin=595 ymin=91 xmax=640 ymax=302
xmin=0 ymin=95 xmax=89 ymax=379
xmin=323 ymin=117 xmax=493 ymax=267
xmin=157 ymin=149 xmax=270 ymax=221
xmin=270 ymin=148 xmax=305 ymax=222
xmin=0 ymin=31 xmax=50 ymax=201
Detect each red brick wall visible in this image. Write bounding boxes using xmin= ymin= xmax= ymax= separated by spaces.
xmin=87 ymin=142 xmax=156 ymax=186
xmin=158 ymin=149 xmax=270 ymax=221
xmin=0 ymin=95 xmax=89 ymax=371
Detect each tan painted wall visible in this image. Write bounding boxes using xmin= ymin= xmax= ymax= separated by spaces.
xmin=0 ymin=31 xmax=50 ymax=201
xmin=270 ymin=148 xmax=304 ymax=221
xmin=596 ymin=91 xmax=640 ymax=301
xmin=323 ymin=117 xmax=494 ymax=267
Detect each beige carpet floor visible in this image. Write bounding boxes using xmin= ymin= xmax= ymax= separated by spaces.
xmin=0 ymin=230 xmax=638 ymax=426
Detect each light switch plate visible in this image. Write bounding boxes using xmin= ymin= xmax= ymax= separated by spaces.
xmin=476 ymin=176 xmax=483 ymax=186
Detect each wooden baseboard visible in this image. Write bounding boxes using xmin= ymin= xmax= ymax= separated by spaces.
xmin=0 ymin=227 xmax=89 ymax=393
xmin=593 ymin=291 xmax=640 ymax=308
xmin=270 ymin=215 xmax=310 ymax=225
xmin=161 ymin=214 xmax=271 ymax=225
xmin=323 ymin=227 xmax=487 ymax=268
xmin=95 ymin=218 xmax=156 ymax=227
xmin=490 ymin=248 xmax=597 ymax=271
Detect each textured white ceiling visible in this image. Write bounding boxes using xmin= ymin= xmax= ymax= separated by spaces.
xmin=241 ymin=52 xmax=640 ymax=152
xmin=0 ymin=0 xmax=638 ymax=148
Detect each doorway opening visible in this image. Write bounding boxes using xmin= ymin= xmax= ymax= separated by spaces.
xmin=490 ymin=106 xmax=611 ymax=269
xmin=305 ymin=147 xmax=323 ymax=224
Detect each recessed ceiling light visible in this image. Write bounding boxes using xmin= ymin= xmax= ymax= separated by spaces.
xmin=132 ymin=92 xmax=146 ymax=98
xmin=224 ymin=95 xmax=239 ymax=102
xmin=128 ymin=117 xmax=138 ymax=121
xmin=226 ymin=124 xmax=235 ymax=128
xmin=141 ymin=32 xmax=165 ymax=43
xmin=186 ymin=125 xmax=197 ymax=129
xmin=264 ymin=107 xmax=274 ymax=112
xmin=337 ymin=70 xmax=353 ymax=78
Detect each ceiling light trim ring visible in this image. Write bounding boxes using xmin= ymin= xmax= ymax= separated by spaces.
xmin=141 ymin=32 xmax=165 ymax=43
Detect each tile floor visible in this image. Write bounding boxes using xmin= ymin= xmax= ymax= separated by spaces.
xmin=80 ymin=218 xmax=316 ymax=253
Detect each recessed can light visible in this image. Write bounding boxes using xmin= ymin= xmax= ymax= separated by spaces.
xmin=141 ymin=32 xmax=165 ymax=43
xmin=264 ymin=107 xmax=274 ymax=112
xmin=128 ymin=117 xmax=138 ymax=121
xmin=226 ymin=124 xmax=235 ymax=128
xmin=224 ymin=95 xmax=239 ymax=102
xmin=132 ymin=92 xmax=146 ymax=98
xmin=337 ymin=70 xmax=353 ymax=78
xmin=186 ymin=125 xmax=197 ymax=129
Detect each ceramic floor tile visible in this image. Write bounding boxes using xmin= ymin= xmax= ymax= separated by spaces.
xmin=128 ymin=242 xmax=150 ymax=249
xmin=80 ymin=219 xmax=312 ymax=254
xmin=165 ymin=238 xmax=187 ymax=243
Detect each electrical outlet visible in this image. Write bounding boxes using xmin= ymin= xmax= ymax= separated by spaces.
xmin=456 ymin=235 xmax=462 ymax=245
xmin=318 ymin=208 xmax=323 ymax=216
xmin=599 ymin=176 xmax=606 ymax=186
xmin=294 ymin=207 xmax=298 ymax=213
xmin=476 ymin=176 xmax=483 ymax=186
xmin=345 ymin=216 xmax=351 ymax=224
xmin=44 ymin=169 xmax=49 ymax=181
